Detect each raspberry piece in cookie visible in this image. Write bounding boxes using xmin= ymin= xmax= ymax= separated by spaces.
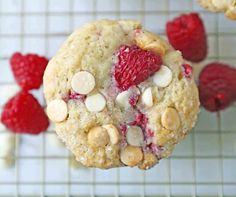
xmin=10 ymin=52 xmax=48 ymax=91
xmin=199 ymin=62 xmax=236 ymax=112
xmin=114 ymin=45 xmax=162 ymax=91
xmin=43 ymin=20 xmax=199 ymax=169
xmin=1 ymin=91 xmax=49 ymax=134
xmin=166 ymin=13 xmax=207 ymax=63
xmin=181 ymin=64 xmax=193 ymax=79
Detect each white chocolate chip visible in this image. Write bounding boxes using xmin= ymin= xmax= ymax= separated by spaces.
xmin=126 ymin=126 xmax=144 ymax=147
xmin=115 ymin=90 xmax=130 ymax=108
xmin=47 ymin=99 xmax=68 ymax=122
xmin=85 ymin=93 xmax=106 ymax=112
xmin=116 ymin=87 xmax=140 ymax=108
xmin=88 ymin=126 xmax=109 ymax=147
xmin=161 ymin=107 xmax=180 ymax=131
xmin=120 ymin=145 xmax=143 ymax=167
xmin=153 ymin=65 xmax=173 ymax=88
xmin=102 ymin=124 xmax=119 ymax=145
xmin=71 ymin=71 xmax=95 ymax=95
xmin=141 ymin=87 xmax=153 ymax=107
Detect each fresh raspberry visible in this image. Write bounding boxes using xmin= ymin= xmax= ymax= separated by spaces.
xmin=199 ymin=63 xmax=236 ymax=112
xmin=114 ymin=45 xmax=162 ymax=91
xmin=166 ymin=13 xmax=207 ymax=62
xmin=10 ymin=52 xmax=48 ymax=90
xmin=1 ymin=91 xmax=49 ymax=134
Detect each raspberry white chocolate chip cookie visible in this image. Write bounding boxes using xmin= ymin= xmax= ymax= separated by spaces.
xmin=43 ymin=20 xmax=199 ymax=169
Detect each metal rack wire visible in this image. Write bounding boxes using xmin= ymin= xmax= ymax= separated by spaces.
xmin=0 ymin=0 xmax=236 ymax=196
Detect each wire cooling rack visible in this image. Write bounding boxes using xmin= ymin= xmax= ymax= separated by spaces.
xmin=0 ymin=0 xmax=236 ymax=196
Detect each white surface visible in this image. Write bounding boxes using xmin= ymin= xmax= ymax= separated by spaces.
xmin=0 ymin=0 xmax=236 ymax=196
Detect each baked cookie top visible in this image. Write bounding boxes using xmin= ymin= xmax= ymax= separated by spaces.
xmin=198 ymin=0 xmax=236 ymax=20
xmin=43 ymin=19 xmax=199 ymax=169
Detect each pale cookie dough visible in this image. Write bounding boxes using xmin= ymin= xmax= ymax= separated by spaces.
xmin=44 ymin=20 xmax=199 ymax=169
xmin=198 ymin=0 xmax=236 ymax=20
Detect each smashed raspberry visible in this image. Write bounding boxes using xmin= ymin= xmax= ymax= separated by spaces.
xmin=166 ymin=13 xmax=207 ymax=62
xmin=144 ymin=143 xmax=163 ymax=156
xmin=10 ymin=52 xmax=48 ymax=90
xmin=129 ymin=94 xmax=139 ymax=107
xmin=114 ymin=45 xmax=162 ymax=91
xmin=182 ymin=64 xmax=193 ymax=79
xmin=131 ymin=113 xmax=148 ymax=129
xmin=1 ymin=91 xmax=49 ymax=134
xmin=199 ymin=62 xmax=236 ymax=112
xmin=146 ymin=129 xmax=154 ymax=138
xmin=64 ymin=91 xmax=86 ymax=102
xmin=120 ymin=124 xmax=128 ymax=146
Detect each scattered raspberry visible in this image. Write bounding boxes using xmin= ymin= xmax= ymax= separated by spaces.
xmin=114 ymin=45 xmax=162 ymax=91
xmin=182 ymin=64 xmax=193 ymax=79
xmin=63 ymin=91 xmax=86 ymax=102
xmin=166 ymin=13 xmax=207 ymax=62
xmin=1 ymin=91 xmax=49 ymax=134
xmin=146 ymin=129 xmax=154 ymax=138
xmin=144 ymin=143 xmax=163 ymax=156
xmin=130 ymin=113 xmax=148 ymax=129
xmin=10 ymin=52 xmax=48 ymax=91
xmin=135 ymin=113 xmax=148 ymax=128
xmin=199 ymin=62 xmax=236 ymax=112
xmin=129 ymin=94 xmax=139 ymax=107
xmin=120 ymin=124 xmax=128 ymax=146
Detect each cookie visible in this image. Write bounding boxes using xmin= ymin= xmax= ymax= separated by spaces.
xmin=43 ymin=20 xmax=199 ymax=169
xmin=198 ymin=0 xmax=236 ymax=20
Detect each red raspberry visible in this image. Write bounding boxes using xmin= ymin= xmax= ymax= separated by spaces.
xmin=182 ymin=63 xmax=193 ymax=79
xmin=114 ymin=45 xmax=162 ymax=91
xmin=1 ymin=91 xmax=49 ymax=134
xmin=10 ymin=52 xmax=48 ymax=91
xmin=166 ymin=13 xmax=207 ymax=63
xmin=199 ymin=63 xmax=236 ymax=112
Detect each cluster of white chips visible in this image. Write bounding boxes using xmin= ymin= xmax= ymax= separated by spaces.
xmin=47 ymin=71 xmax=107 ymax=123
